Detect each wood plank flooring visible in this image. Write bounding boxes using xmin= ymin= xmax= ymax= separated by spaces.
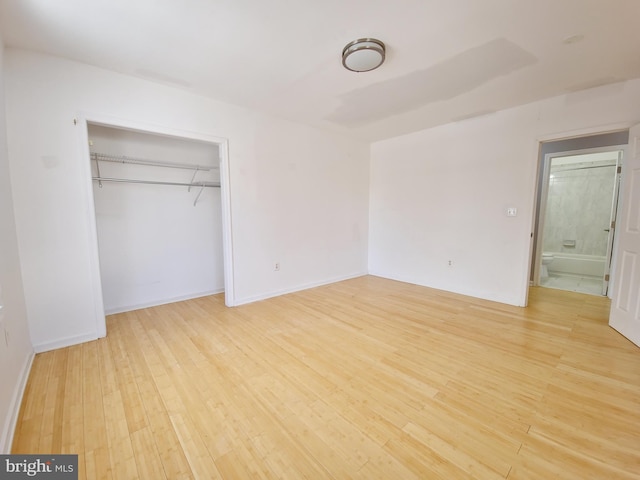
xmin=12 ymin=276 xmax=640 ymax=479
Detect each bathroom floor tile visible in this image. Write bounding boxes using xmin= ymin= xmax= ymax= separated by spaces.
xmin=540 ymin=273 xmax=604 ymax=296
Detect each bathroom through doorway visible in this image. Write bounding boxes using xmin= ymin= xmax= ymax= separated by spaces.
xmin=537 ymin=149 xmax=622 ymax=295
xmin=531 ymin=131 xmax=628 ymax=297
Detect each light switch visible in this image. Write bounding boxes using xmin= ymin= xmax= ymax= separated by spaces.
xmin=507 ymin=207 xmax=517 ymax=217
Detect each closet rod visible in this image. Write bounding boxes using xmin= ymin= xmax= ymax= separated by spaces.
xmin=92 ymin=177 xmax=220 ymax=188
xmin=91 ymin=152 xmax=218 ymax=172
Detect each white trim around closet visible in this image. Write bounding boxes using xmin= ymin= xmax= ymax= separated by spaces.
xmin=75 ymin=112 xmax=236 ymax=340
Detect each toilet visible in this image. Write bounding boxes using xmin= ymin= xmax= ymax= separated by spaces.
xmin=541 ymin=253 xmax=554 ymax=278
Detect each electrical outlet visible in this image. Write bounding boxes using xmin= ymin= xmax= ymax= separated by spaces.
xmin=274 ymin=262 xmax=280 ymax=271
xmin=448 ymin=260 xmax=453 ymax=266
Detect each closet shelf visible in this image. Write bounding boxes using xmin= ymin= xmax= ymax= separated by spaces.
xmin=90 ymin=152 xmax=218 ymax=171
xmin=90 ymin=151 xmax=220 ymax=206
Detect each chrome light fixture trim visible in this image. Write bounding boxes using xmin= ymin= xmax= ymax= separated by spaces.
xmin=342 ymin=38 xmax=386 ymax=72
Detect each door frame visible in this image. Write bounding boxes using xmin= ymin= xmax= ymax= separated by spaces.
xmin=527 ymin=127 xmax=631 ymax=306
xmin=76 ymin=113 xmax=236 ymax=338
xmin=602 ymin=152 xmax=623 ymax=295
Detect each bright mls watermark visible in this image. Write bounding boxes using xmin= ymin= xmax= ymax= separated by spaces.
xmin=0 ymin=455 xmax=77 ymax=479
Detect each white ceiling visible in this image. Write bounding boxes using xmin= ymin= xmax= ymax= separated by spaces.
xmin=1 ymin=0 xmax=640 ymax=142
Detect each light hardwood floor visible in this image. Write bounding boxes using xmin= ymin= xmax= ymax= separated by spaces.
xmin=12 ymin=276 xmax=640 ymax=479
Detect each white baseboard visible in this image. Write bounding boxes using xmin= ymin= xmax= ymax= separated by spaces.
xmin=367 ymin=271 xmax=524 ymax=307
xmin=33 ymin=331 xmax=101 ymax=354
xmin=34 ymin=290 xmax=225 ymax=352
xmin=234 ymin=272 xmax=367 ymax=306
xmin=104 ymin=289 xmax=224 ymax=315
xmin=0 ymin=350 xmax=34 ymax=453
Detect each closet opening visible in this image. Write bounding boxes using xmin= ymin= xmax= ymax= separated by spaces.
xmin=83 ymin=120 xmax=234 ymax=328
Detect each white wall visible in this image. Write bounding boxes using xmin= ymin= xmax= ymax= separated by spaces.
xmin=5 ymin=49 xmax=370 ymax=351
xmin=369 ymin=80 xmax=640 ymax=306
xmin=0 ymin=39 xmax=34 ymax=453
xmin=89 ymin=125 xmax=224 ymax=314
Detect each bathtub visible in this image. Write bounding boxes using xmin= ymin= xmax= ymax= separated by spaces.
xmin=547 ymin=252 xmax=606 ymax=277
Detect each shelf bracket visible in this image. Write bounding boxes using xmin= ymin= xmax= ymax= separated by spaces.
xmin=93 ymin=153 xmax=103 ymax=188
xmin=193 ymin=184 xmax=205 ymax=206
xmin=188 ymin=167 xmax=199 ymax=192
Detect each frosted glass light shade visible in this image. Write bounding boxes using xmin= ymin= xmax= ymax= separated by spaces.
xmin=342 ymin=38 xmax=385 ymax=72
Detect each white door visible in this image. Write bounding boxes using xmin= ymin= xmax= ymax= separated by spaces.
xmin=609 ymin=124 xmax=640 ymax=347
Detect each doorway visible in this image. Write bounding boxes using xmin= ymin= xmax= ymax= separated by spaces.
xmin=530 ymin=130 xmax=628 ymax=298
xmin=77 ymin=114 xmax=235 ymax=338
xmin=535 ymin=149 xmax=622 ymax=295
xmin=88 ymin=124 xmax=226 ymax=314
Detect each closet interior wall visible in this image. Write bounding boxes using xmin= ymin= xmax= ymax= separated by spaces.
xmin=88 ymin=124 xmax=224 ymax=314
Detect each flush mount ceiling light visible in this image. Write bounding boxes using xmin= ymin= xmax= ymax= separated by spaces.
xmin=342 ymin=38 xmax=386 ymax=72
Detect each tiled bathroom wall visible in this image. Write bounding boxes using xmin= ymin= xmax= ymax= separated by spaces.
xmin=542 ymin=160 xmax=617 ymax=256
